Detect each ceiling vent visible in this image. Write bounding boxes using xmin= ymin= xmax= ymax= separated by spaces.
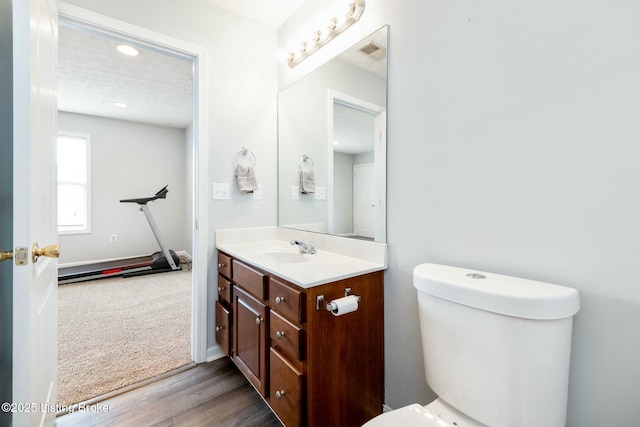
xmin=359 ymin=41 xmax=386 ymax=61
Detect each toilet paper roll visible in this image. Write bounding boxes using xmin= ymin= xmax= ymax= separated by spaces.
xmin=329 ymin=295 xmax=359 ymax=316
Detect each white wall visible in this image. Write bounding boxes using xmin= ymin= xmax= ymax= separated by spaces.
xmin=58 ymin=112 xmax=187 ymax=264
xmin=280 ymin=1 xmax=640 ymax=425
xmin=62 ymin=0 xmax=278 ymax=350
xmin=333 ymin=152 xmax=354 ymax=234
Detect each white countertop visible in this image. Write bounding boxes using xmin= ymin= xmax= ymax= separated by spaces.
xmin=216 ymin=228 xmax=387 ymax=288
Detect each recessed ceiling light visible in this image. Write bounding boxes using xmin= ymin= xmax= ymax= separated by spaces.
xmin=116 ymin=44 xmax=139 ymax=56
xmin=113 ymin=102 xmax=128 ymax=108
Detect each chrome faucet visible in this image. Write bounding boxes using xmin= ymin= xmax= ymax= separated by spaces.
xmin=290 ymin=239 xmax=316 ymax=254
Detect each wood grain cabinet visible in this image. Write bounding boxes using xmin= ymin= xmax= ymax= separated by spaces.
xmin=215 ymin=250 xmax=384 ymax=427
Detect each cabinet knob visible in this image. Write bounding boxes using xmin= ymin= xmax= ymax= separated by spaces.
xmin=276 ymin=331 xmax=285 ymax=339
xmin=216 ymin=325 xmax=224 ymax=332
xmin=218 ymin=286 xmax=225 ymax=292
xmin=255 ymin=316 xmax=264 ymax=325
xmin=275 ymin=390 xmax=285 ymax=399
xmin=275 ymin=296 xmax=285 ymax=304
xmin=218 ymin=262 xmax=225 ymax=269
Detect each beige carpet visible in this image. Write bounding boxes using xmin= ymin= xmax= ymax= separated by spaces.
xmin=57 ymin=269 xmax=192 ymax=407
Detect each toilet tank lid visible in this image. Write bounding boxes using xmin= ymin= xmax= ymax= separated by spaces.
xmin=413 ymin=263 xmax=580 ymax=320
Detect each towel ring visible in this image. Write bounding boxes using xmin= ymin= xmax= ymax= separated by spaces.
xmin=234 ymin=147 xmax=256 ymax=168
xmin=299 ymin=154 xmax=314 ymax=172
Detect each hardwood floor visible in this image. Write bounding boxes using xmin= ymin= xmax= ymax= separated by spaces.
xmin=55 ymin=357 xmax=283 ymax=427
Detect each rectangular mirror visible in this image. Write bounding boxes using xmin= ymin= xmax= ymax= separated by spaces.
xmin=278 ymin=25 xmax=388 ymax=242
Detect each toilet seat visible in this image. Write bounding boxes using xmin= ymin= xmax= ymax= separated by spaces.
xmin=362 ymin=403 xmax=449 ymax=427
xmin=362 ymin=399 xmax=486 ymax=427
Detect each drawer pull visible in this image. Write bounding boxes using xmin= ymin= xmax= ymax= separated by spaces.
xmin=218 ymin=286 xmax=225 ymax=292
xmin=256 ymin=316 xmax=264 ymax=325
xmin=275 ymin=390 xmax=286 ymax=399
xmin=218 ymin=262 xmax=225 ymax=269
xmin=275 ymin=296 xmax=285 ymax=304
xmin=216 ymin=325 xmax=224 ymax=332
xmin=276 ymin=330 xmax=285 ymax=339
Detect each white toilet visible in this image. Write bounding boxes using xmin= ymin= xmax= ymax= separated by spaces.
xmin=365 ymin=263 xmax=580 ymax=427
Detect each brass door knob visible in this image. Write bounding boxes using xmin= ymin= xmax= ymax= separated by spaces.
xmin=32 ymin=243 xmax=60 ymax=263
xmin=0 ymin=250 xmax=13 ymax=263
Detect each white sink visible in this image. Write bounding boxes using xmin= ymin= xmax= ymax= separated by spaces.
xmin=258 ymin=251 xmax=309 ymax=264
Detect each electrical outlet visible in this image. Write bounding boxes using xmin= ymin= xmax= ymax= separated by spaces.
xmin=212 ymin=183 xmax=230 ymax=200
xmin=110 ymin=234 xmax=117 ymax=243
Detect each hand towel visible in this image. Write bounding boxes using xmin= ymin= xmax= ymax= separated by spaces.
xmin=236 ymin=165 xmax=257 ymax=193
xmin=300 ymin=170 xmax=315 ymax=194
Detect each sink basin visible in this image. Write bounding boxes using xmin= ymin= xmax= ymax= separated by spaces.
xmin=258 ymin=251 xmax=309 ymax=264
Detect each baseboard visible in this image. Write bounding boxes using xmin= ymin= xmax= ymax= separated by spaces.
xmin=382 ymin=403 xmax=393 ymax=413
xmin=175 ymin=250 xmax=192 ymax=261
xmin=206 ymin=345 xmax=227 ymax=362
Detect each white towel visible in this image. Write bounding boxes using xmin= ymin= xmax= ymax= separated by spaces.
xmin=300 ymin=170 xmax=315 ymax=194
xmin=236 ymin=165 xmax=257 ymax=193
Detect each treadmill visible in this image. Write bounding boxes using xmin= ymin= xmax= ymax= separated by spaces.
xmin=58 ymin=185 xmax=181 ymax=284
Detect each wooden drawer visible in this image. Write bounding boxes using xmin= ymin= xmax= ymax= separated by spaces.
xmin=270 ymin=348 xmax=304 ymax=427
xmin=269 ymin=277 xmax=304 ymax=324
xmin=271 ymin=310 xmax=305 ymax=364
xmin=217 ymin=275 xmax=232 ymax=305
xmin=233 ymin=259 xmax=267 ymax=300
xmin=215 ymin=301 xmax=231 ymax=356
xmin=217 ymin=252 xmax=232 ymax=279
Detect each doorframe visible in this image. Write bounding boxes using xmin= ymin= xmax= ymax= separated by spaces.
xmin=327 ymin=90 xmax=385 ymax=237
xmin=57 ymin=2 xmax=209 ymax=363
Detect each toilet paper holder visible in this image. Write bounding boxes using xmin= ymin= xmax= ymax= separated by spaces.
xmin=316 ymin=288 xmax=361 ymax=311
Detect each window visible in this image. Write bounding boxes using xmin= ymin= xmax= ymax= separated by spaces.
xmin=57 ymin=132 xmax=90 ymax=234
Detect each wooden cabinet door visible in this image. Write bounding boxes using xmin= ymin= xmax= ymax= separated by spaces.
xmin=233 ymin=285 xmax=268 ymax=396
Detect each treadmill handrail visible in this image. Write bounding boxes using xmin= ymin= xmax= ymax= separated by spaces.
xmin=120 ymin=185 xmax=169 ymax=205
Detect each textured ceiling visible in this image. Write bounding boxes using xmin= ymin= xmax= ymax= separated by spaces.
xmin=58 ymin=24 xmax=194 ymax=129
xmin=57 ymin=0 xmax=305 ymax=129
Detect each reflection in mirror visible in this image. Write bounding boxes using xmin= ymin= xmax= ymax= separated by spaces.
xmin=278 ymin=25 xmax=388 ymax=242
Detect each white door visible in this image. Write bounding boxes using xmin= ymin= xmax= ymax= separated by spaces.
xmin=12 ymin=0 xmax=59 ymax=426
xmin=353 ymin=163 xmax=375 ymax=238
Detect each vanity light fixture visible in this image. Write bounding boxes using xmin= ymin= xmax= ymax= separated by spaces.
xmin=277 ymin=0 xmax=365 ymax=68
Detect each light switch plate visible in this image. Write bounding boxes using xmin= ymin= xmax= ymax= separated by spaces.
xmin=212 ymin=183 xmax=230 ymax=200
xmin=315 ymin=186 xmax=326 ymax=200
xmin=292 ymin=186 xmax=300 ymax=200
xmin=253 ymin=185 xmax=262 ymax=200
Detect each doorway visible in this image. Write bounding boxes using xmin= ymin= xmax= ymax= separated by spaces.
xmin=329 ymin=92 xmax=386 ymax=241
xmin=56 ymin=3 xmax=208 ymax=406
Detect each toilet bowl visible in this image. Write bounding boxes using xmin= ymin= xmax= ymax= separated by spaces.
xmin=364 ymin=263 xmax=580 ymax=427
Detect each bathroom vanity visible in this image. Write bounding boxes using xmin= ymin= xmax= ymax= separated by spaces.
xmin=215 ymin=228 xmax=387 ymax=427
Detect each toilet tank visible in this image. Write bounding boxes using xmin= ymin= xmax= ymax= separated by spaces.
xmin=414 ymin=263 xmax=580 ymax=427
